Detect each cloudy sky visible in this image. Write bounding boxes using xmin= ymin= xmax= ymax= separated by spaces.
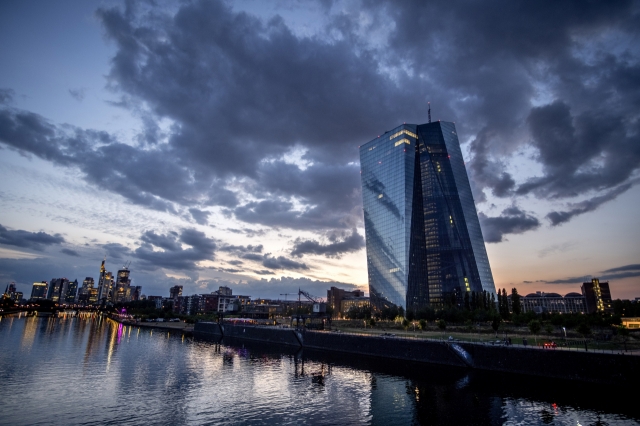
xmin=1 ymin=0 xmax=639 ymax=300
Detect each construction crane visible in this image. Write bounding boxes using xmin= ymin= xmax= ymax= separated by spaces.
xmin=291 ymin=288 xmax=329 ymax=330
xmin=279 ymin=293 xmax=297 ymax=301
xmin=298 ymin=289 xmax=319 ymax=303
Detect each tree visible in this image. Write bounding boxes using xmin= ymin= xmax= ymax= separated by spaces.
xmin=511 ymin=288 xmax=521 ymax=316
xmin=528 ymin=320 xmax=541 ymax=344
xmin=464 ymin=292 xmax=470 ymax=311
xmin=544 ymin=323 xmax=554 ymax=338
xmin=491 ymin=315 xmax=501 ymax=337
xmin=577 ymin=322 xmax=591 ymax=338
xmin=617 ymin=325 xmax=629 ymax=352
xmin=502 ymin=289 xmax=510 ymax=319
xmin=464 ymin=319 xmax=474 ymax=334
xmin=577 ymin=322 xmax=591 ymax=351
xmin=437 ymin=319 xmax=446 ymax=335
xmin=419 ymin=319 xmax=427 ymax=330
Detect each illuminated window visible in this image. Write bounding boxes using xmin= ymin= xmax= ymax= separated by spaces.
xmin=378 ymin=194 xmax=383 ymax=199
xmin=394 ymin=138 xmax=410 ymax=147
xmin=389 ymin=129 xmax=418 ymax=140
xmin=389 ymin=267 xmax=400 ymax=273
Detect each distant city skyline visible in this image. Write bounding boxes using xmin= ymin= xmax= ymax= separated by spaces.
xmin=1 ymin=1 xmax=639 ymax=300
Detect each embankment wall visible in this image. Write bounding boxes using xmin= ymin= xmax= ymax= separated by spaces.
xmin=194 ymin=322 xmax=639 ymax=384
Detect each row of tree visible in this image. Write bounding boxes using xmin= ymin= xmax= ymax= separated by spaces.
xmin=349 ymin=287 xmax=630 ymax=332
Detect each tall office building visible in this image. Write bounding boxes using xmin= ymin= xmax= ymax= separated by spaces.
xmin=47 ymin=278 xmax=69 ymax=303
xmin=113 ymin=267 xmax=132 ymax=303
xmin=581 ymin=278 xmax=613 ymax=314
xmin=360 ymin=121 xmax=495 ymax=312
xmin=78 ymin=277 xmax=94 ymax=305
xmin=170 ymin=285 xmax=183 ymax=300
xmin=31 ymin=281 xmax=49 ymax=300
xmin=132 ymin=285 xmax=142 ymax=301
xmin=96 ymin=258 xmax=114 ymax=304
xmin=64 ymin=279 xmax=78 ymax=304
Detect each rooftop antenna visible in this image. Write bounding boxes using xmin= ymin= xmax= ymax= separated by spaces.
xmin=428 ymin=102 xmax=431 ymax=123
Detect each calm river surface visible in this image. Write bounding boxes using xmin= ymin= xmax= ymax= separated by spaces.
xmin=0 ymin=314 xmax=637 ymax=426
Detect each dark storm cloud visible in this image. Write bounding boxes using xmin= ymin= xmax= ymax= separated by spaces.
xmin=262 ymin=255 xmax=308 ymax=271
xmin=546 ymin=182 xmax=635 ymax=226
xmin=380 ymin=0 xmax=640 ymax=213
xmin=219 ymin=244 xmax=263 ymax=254
xmin=478 ymin=206 xmax=540 ymax=243
xmin=224 ymin=245 xmax=263 ymax=253
xmin=134 ymin=228 xmax=216 ymax=271
xmin=218 ymin=267 xmax=243 ymax=273
xmin=519 ymin=103 xmax=640 ymax=201
xmin=539 ymin=263 xmax=640 ymax=283
xmin=253 ymin=270 xmax=275 ymax=276
xmin=61 ymin=248 xmax=80 ymax=257
xmin=239 ymin=161 xmax=362 ymax=229
xmin=0 ymin=88 xmax=14 ymax=104
xmin=230 ymin=197 xmax=354 ymax=231
xmin=602 ymin=264 xmax=640 ymax=274
xmin=189 ymin=208 xmax=210 ymax=225
xmin=291 ymin=228 xmax=364 ymax=258
xmin=1 ymin=0 xmax=638 ymax=239
xmin=542 ymin=276 xmax=591 ymax=285
xmin=600 ymin=264 xmax=640 ymax=281
xmin=241 ymin=253 xmax=263 ymax=262
xmin=101 ymin=243 xmax=132 ymax=259
xmin=602 ymin=271 xmax=640 ymax=281
xmin=0 ymin=224 xmax=65 ymax=251
xmin=0 ymin=108 xmax=237 ymax=213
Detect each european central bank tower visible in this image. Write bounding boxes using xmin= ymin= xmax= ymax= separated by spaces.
xmin=360 ymin=121 xmax=496 ymax=313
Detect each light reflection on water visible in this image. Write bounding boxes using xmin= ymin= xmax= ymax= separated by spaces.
xmin=0 ymin=315 xmax=637 ymax=426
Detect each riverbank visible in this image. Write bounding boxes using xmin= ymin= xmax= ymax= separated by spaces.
xmin=194 ymin=321 xmax=640 ymax=385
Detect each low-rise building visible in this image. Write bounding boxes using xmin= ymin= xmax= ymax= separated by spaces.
xmin=622 ymin=317 xmax=640 ymax=329
xmin=327 ymin=286 xmax=366 ymax=318
xmin=509 ymin=291 xmax=587 ymax=314
xmin=340 ymin=297 xmax=370 ymax=315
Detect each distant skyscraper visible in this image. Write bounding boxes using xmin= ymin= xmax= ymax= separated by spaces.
xmin=64 ymin=279 xmax=78 ymax=304
xmin=360 ymin=120 xmax=496 ymax=313
xmin=78 ymin=277 xmax=94 ymax=305
xmin=132 ymin=285 xmax=142 ymax=301
xmin=114 ymin=267 xmax=132 ymax=303
xmin=31 ymin=281 xmax=49 ymax=300
xmin=4 ymin=283 xmax=22 ymax=303
xmin=47 ymin=278 xmax=69 ymax=303
xmin=582 ymin=278 xmax=613 ymax=314
xmin=96 ymin=258 xmax=114 ymax=304
xmin=170 ymin=285 xmax=183 ymax=300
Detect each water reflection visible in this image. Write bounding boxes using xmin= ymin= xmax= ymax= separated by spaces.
xmin=0 ymin=316 xmax=638 ymax=426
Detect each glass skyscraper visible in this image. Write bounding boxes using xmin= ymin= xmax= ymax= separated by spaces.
xmin=360 ymin=121 xmax=496 ymax=312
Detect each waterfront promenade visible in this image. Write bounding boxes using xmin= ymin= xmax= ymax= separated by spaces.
xmin=194 ymin=321 xmax=640 ymax=385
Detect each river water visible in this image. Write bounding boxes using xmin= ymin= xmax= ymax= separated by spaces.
xmin=0 ymin=314 xmax=637 ymax=426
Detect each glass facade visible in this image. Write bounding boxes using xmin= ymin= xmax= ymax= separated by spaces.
xmin=360 ymin=121 xmax=496 ymax=312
